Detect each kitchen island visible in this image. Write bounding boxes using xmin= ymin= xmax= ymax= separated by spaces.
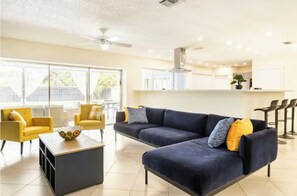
xmin=134 ymin=90 xmax=289 ymax=120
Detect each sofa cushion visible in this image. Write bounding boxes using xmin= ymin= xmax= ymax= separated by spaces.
xmin=23 ymin=126 xmax=50 ymax=136
xmin=208 ymin=117 xmax=234 ymax=148
xmin=139 ymin=127 xmax=201 ymax=147
xmin=205 ymin=114 xmax=266 ymax=136
xmin=142 ymin=138 xmax=244 ymax=195
xmin=163 ymin=110 xmax=208 ymax=134
xmin=113 ymin=122 xmax=159 ymax=138
xmin=145 ymin=107 xmax=166 ymax=126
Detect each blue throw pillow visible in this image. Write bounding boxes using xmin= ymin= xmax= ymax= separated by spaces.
xmin=128 ymin=107 xmax=149 ymax=124
xmin=208 ymin=117 xmax=234 ymax=148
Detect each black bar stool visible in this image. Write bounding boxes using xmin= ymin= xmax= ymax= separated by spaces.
xmin=274 ymin=99 xmax=289 ymax=144
xmin=254 ymin=100 xmax=279 ymax=126
xmin=287 ymin=99 xmax=297 ymax=135
xmin=279 ymin=99 xmax=295 ymax=139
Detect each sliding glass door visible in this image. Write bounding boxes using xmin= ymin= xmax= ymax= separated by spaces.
xmin=90 ymin=69 xmax=121 ymax=124
xmin=50 ymin=66 xmax=88 ymax=126
xmin=0 ymin=60 xmax=122 ymax=127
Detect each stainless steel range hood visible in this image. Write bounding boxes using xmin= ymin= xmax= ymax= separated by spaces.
xmin=169 ymin=48 xmax=191 ymax=72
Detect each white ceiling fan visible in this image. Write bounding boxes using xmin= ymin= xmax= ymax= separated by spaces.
xmin=77 ymin=28 xmax=132 ymax=50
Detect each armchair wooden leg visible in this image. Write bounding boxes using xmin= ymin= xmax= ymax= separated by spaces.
xmin=267 ymin=163 xmax=271 ymax=177
xmin=30 ymin=140 xmax=32 ymax=144
xmin=1 ymin=140 xmax=6 ymax=151
xmin=20 ymin=142 xmax=23 ymax=155
xmin=100 ymin=129 xmax=104 ymax=141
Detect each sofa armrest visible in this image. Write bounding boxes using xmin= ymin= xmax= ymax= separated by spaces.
xmin=0 ymin=121 xmax=22 ymax=141
xmin=74 ymin=114 xmax=80 ymax=125
xmin=32 ymin=117 xmax=54 ymax=132
xmin=116 ymin=111 xmax=125 ymax=122
xmin=239 ymin=128 xmax=278 ymax=174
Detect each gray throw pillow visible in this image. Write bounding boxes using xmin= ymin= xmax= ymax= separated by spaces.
xmin=208 ymin=117 xmax=234 ymax=148
xmin=128 ymin=107 xmax=149 ymax=124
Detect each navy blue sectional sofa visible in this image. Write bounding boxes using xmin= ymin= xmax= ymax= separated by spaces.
xmin=114 ymin=107 xmax=278 ymax=196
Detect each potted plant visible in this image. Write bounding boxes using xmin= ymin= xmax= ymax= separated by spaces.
xmin=230 ymin=74 xmax=247 ymax=90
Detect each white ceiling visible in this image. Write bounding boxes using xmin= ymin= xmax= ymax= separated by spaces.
xmin=1 ymin=0 xmax=297 ymax=67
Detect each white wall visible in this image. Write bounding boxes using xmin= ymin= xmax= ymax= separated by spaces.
xmin=253 ymin=54 xmax=297 ymax=98
xmin=0 ymin=37 xmax=213 ymax=107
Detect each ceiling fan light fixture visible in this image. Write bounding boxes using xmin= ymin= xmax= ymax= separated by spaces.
xmin=101 ymin=43 xmax=109 ymax=50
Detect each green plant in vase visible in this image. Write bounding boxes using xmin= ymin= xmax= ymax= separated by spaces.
xmin=230 ymin=74 xmax=247 ymax=90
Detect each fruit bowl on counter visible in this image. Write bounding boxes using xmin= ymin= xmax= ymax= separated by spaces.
xmin=58 ymin=126 xmax=82 ymax=141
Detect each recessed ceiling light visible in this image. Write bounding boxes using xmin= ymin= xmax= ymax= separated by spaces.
xmin=254 ymin=51 xmax=260 ymax=55
xmin=205 ymin=62 xmax=209 ymax=66
xmin=245 ymin=47 xmax=252 ymax=52
xmin=148 ymin=49 xmax=153 ymax=54
xmin=226 ymin=40 xmax=233 ymax=46
xmin=234 ymin=63 xmax=238 ymax=66
xmin=236 ymin=44 xmax=243 ymax=50
xmin=197 ymin=37 xmax=203 ymax=41
xmin=243 ymin=62 xmax=247 ymax=65
xmin=265 ymin=31 xmax=273 ymax=37
xmin=198 ymin=61 xmax=202 ymax=64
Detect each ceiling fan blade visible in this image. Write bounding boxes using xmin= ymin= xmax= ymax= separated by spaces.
xmin=107 ymin=36 xmax=121 ymax=42
xmin=80 ymin=35 xmax=96 ymax=40
xmin=75 ymin=42 xmax=93 ymax=45
xmin=111 ymin=42 xmax=132 ymax=48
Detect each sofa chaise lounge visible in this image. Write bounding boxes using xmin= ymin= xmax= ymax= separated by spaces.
xmin=114 ymin=107 xmax=277 ymax=196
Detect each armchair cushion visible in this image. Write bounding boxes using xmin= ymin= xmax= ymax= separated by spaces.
xmin=9 ymin=110 xmax=27 ymax=129
xmin=23 ymin=126 xmax=50 ymax=136
xmin=88 ymin=106 xmax=104 ymax=120
xmin=77 ymin=120 xmax=103 ymax=127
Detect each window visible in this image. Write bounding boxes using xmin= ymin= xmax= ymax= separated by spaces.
xmin=141 ymin=69 xmax=173 ymax=90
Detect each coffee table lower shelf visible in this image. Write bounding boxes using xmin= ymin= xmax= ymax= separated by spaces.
xmin=39 ymin=135 xmax=104 ymax=196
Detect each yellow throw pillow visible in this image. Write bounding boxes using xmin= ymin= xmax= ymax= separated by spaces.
xmin=9 ymin=110 xmax=27 ymax=129
xmin=88 ymin=106 xmax=103 ymax=120
xmin=226 ymin=118 xmax=253 ymax=151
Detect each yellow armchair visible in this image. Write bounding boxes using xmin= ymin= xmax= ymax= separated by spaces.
xmin=0 ymin=108 xmax=53 ymax=154
xmin=74 ymin=104 xmax=106 ymax=141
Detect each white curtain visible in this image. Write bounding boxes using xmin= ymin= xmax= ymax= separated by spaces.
xmin=25 ymin=68 xmax=47 ymax=97
xmin=90 ymin=72 xmax=100 ymax=94
xmin=3 ymin=67 xmax=23 ymax=97
xmin=70 ymin=71 xmax=87 ymax=96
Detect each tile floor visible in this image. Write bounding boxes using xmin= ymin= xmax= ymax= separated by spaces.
xmin=1 ymin=125 xmax=297 ymax=196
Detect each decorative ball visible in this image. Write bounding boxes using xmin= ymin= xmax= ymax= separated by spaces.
xmin=58 ymin=126 xmax=82 ymax=140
